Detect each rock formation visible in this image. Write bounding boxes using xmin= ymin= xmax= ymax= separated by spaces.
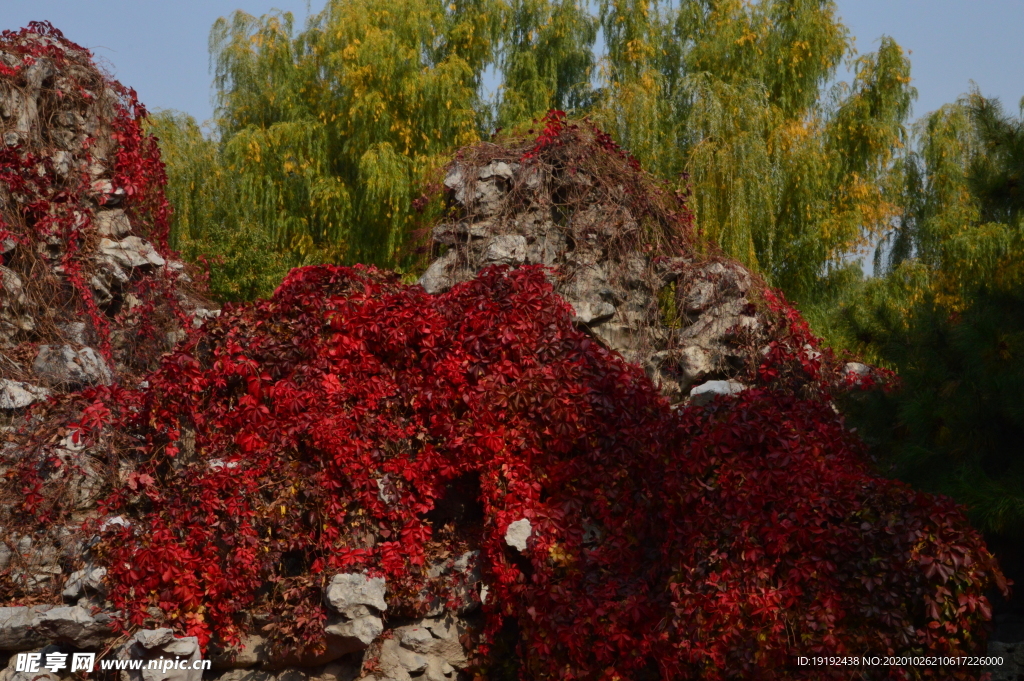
xmin=0 ymin=25 xmax=1012 ymax=681
xmin=418 ymin=115 xmax=769 ymax=404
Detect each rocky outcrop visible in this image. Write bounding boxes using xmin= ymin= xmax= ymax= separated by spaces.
xmin=419 ymin=154 xmax=764 ymax=404
xmin=0 ymin=23 xmax=213 ymax=408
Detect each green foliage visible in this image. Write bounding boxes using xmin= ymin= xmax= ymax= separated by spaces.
xmin=494 ymin=0 xmax=597 ymax=128
xmin=838 ymin=93 xmax=1024 ymax=534
xmin=155 ymin=0 xmax=917 ymax=303
xmin=593 ymin=1 xmax=915 ymax=296
xmin=146 ymin=111 xmax=292 ymax=300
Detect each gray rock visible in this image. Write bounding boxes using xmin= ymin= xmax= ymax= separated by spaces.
xmin=442 ymin=167 xmax=464 ymax=191
xmin=33 ymin=605 xmax=113 ymax=649
xmin=0 ymin=645 xmax=63 ymax=681
xmin=844 ymin=362 xmax=870 ymax=377
xmin=190 ymin=308 xmax=221 ymax=329
xmin=504 ymin=518 xmax=532 ymax=553
xmin=689 ymin=379 xmax=746 ymax=406
xmin=478 ymin=161 xmax=513 ymax=181
xmin=570 ymin=300 xmax=616 ymax=325
xmin=0 ymin=379 xmax=51 ymax=410
xmin=99 ymin=236 xmax=165 ymax=269
xmin=313 ymin=573 xmax=388 ymax=664
xmin=62 ymin=566 xmax=107 ymax=601
xmin=483 ymin=235 xmax=526 ymax=267
xmin=0 ymin=237 xmax=14 ymax=254
xmin=118 ymin=629 xmax=203 ymax=681
xmin=431 ymin=220 xmax=494 ymax=245
xmin=375 ymin=638 xmax=430 ymax=681
xmin=324 ymin=574 xmax=387 ymax=616
xmin=60 ymin=321 xmax=89 ymax=345
xmin=0 ymin=266 xmax=24 ymax=304
xmin=33 ymin=344 xmax=112 ymax=388
xmin=94 ymin=209 xmax=132 ymax=238
xmin=0 ymin=606 xmax=56 ymax=651
xmin=418 ymin=250 xmax=459 ymax=295
xmin=90 ymin=179 xmax=126 ymax=206
xmin=322 ymin=616 xmax=383 ymax=653
xmin=394 ymin=620 xmax=467 ymax=669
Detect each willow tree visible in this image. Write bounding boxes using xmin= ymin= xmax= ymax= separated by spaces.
xmin=194 ymin=0 xmax=500 ymax=272
xmin=494 ymin=0 xmax=597 ymax=128
xmin=591 ymin=0 xmax=914 ymax=298
xmin=146 ymin=111 xmax=291 ymax=300
xmin=838 ymin=92 xmax=1024 ymax=535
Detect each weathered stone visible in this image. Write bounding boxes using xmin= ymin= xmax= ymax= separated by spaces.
xmin=322 ymin=616 xmax=383 ymax=654
xmin=418 ymin=250 xmax=459 ymax=295
xmin=0 ymin=379 xmax=51 ymax=410
xmin=478 ymin=161 xmax=513 ymax=181
xmin=987 ymin=640 xmax=1024 ymax=681
xmin=0 ymin=266 xmax=24 ymax=304
xmin=483 ymin=234 xmax=526 ymax=266
xmin=570 ymin=300 xmax=616 ymax=325
xmin=0 ymin=606 xmax=57 ymax=651
xmin=504 ymin=518 xmax=532 ymax=552
xmin=845 ymin=362 xmax=870 ymax=377
xmin=190 ymin=308 xmax=221 ymax=329
xmin=324 ymin=574 xmax=387 ymax=616
xmin=94 ymin=208 xmax=132 ymax=238
xmin=117 ymin=629 xmax=203 ymax=681
xmin=62 ymin=565 xmax=107 ymax=601
xmin=394 ymin=620 xmax=467 ymax=670
xmin=689 ymin=379 xmax=746 ymax=406
xmin=59 ymin=321 xmax=88 ymax=345
xmin=89 ymin=179 xmax=126 ymax=206
xmin=99 ymin=236 xmax=166 ymax=269
xmin=33 ymin=344 xmax=112 ymax=388
xmin=33 ymin=605 xmax=113 ymax=649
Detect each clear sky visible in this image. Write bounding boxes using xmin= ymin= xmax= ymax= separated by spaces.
xmin=5 ymin=1 xmax=1023 ymax=125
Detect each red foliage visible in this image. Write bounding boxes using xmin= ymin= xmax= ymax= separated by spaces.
xmin=41 ymin=264 xmax=999 ymax=679
xmin=0 ymin=22 xmax=183 ymax=366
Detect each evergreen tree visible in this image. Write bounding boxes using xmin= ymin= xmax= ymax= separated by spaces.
xmin=840 ymin=92 xmax=1024 ymax=534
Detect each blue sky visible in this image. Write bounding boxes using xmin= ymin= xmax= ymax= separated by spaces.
xmin=5 ymin=0 xmax=1023 ymax=125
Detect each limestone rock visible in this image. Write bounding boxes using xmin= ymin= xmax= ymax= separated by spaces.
xmin=570 ymin=300 xmax=616 ymax=325
xmin=987 ymin=640 xmax=1024 ymax=681
xmin=0 ymin=266 xmax=24 ymax=304
xmin=33 ymin=344 xmax=112 ymax=388
xmin=689 ymin=379 xmax=746 ymax=406
xmin=0 ymin=606 xmax=55 ymax=651
xmin=94 ymin=208 xmax=132 ymax=238
xmin=307 ymin=573 xmax=388 ymax=664
xmin=62 ymin=565 xmax=107 ymax=601
xmin=99 ymin=236 xmax=165 ymax=269
xmin=324 ymin=574 xmax=387 ymax=616
xmin=117 ymin=629 xmax=203 ymax=681
xmin=32 ymin=605 xmax=113 ymax=649
xmin=418 ymin=250 xmax=460 ymax=295
xmin=0 ymin=380 xmax=51 ymax=410
xmin=483 ymin=235 xmax=527 ymax=266
xmin=208 ymin=635 xmax=268 ymax=670
xmin=504 ymin=518 xmax=532 ymax=553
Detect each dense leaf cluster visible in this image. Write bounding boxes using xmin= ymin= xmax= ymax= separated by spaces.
xmin=6 ymin=265 xmax=994 ymax=679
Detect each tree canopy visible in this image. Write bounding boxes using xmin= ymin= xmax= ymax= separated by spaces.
xmin=154 ymin=0 xmax=915 ymax=302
